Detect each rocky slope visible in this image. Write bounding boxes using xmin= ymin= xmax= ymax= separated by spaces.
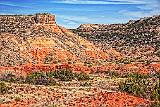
xmin=0 ymin=13 xmax=112 ymax=67
xmin=0 ymin=13 xmax=159 ymax=74
xmin=73 ymin=15 xmax=160 ymax=63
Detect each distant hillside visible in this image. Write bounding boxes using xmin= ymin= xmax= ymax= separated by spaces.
xmin=73 ymin=15 xmax=160 ymax=63
xmin=0 ymin=13 xmax=114 ymax=67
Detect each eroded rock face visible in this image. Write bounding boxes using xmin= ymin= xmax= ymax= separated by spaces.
xmin=75 ymin=15 xmax=160 ymax=62
xmin=0 ymin=13 xmax=110 ymax=67
xmin=35 ymin=13 xmax=56 ymax=24
xmin=0 ymin=13 xmax=60 ymax=35
xmin=77 ymin=24 xmax=102 ymax=32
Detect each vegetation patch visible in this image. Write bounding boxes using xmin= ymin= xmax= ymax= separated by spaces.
xmin=0 ymin=81 xmax=9 ymax=94
xmin=47 ymin=69 xmax=75 ymax=81
xmin=105 ymin=70 xmax=120 ymax=78
xmin=0 ymin=73 xmax=17 ymax=83
xmin=14 ymin=96 xmax=21 ymax=102
xmin=105 ymin=70 xmax=160 ymax=79
xmin=122 ymin=72 xmax=152 ymax=78
xmin=116 ymin=58 xmax=133 ymax=64
xmin=75 ymin=72 xmax=90 ymax=81
xmin=0 ymin=69 xmax=90 ymax=86
xmin=47 ymin=69 xmax=90 ymax=81
xmin=25 ymin=72 xmax=56 ymax=85
xmin=150 ymin=102 xmax=160 ymax=107
xmin=155 ymin=50 xmax=160 ymax=57
xmin=80 ymin=81 xmax=91 ymax=87
xmin=119 ymin=73 xmax=160 ymax=101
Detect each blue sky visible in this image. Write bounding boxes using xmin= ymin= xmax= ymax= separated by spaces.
xmin=0 ymin=0 xmax=159 ymax=28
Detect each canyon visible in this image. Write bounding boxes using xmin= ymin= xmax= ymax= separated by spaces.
xmin=0 ymin=13 xmax=159 ymax=107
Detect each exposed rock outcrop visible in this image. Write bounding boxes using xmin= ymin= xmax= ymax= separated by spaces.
xmin=74 ymin=15 xmax=160 ymax=62
xmin=0 ymin=13 xmax=111 ymax=67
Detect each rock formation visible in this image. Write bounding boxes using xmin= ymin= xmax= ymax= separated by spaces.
xmin=0 ymin=13 xmax=110 ymax=67
xmin=74 ymin=15 xmax=160 ymax=63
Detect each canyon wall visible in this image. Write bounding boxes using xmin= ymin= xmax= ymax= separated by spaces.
xmin=0 ymin=13 xmax=57 ymax=35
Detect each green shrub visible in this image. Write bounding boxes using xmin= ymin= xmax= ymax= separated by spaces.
xmin=153 ymin=73 xmax=160 ymax=78
xmin=16 ymin=76 xmax=25 ymax=83
xmin=116 ymin=58 xmax=132 ymax=64
xmin=150 ymin=102 xmax=160 ymax=107
xmin=80 ymin=81 xmax=91 ymax=87
xmin=25 ymin=72 xmax=53 ymax=85
xmin=123 ymin=72 xmax=160 ymax=79
xmin=105 ymin=71 xmax=119 ymax=78
xmin=123 ymin=73 xmax=150 ymax=78
xmin=0 ymin=69 xmax=90 ymax=86
xmin=14 ymin=96 xmax=21 ymax=102
xmin=119 ymin=77 xmax=160 ymax=101
xmin=0 ymin=81 xmax=9 ymax=94
xmin=47 ymin=69 xmax=90 ymax=81
xmin=155 ymin=51 xmax=160 ymax=57
xmin=1 ymin=73 xmax=17 ymax=82
xmin=48 ymin=105 xmax=58 ymax=107
xmin=84 ymin=61 xmax=93 ymax=67
xmin=44 ymin=54 xmax=53 ymax=64
xmin=48 ymin=69 xmax=75 ymax=81
xmin=105 ymin=71 xmax=151 ymax=78
xmin=144 ymin=60 xmax=152 ymax=65
xmin=75 ymin=73 xmax=90 ymax=81
xmin=0 ymin=73 xmax=26 ymax=83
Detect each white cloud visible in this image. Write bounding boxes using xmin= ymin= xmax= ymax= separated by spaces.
xmin=0 ymin=2 xmax=17 ymax=6
xmin=0 ymin=13 xmax=14 ymax=15
xmin=57 ymin=15 xmax=95 ymax=23
xmin=56 ymin=15 xmax=94 ymax=28
xmin=119 ymin=9 xmax=160 ymax=18
xmin=53 ymin=0 xmax=148 ymax=4
xmin=137 ymin=0 xmax=160 ymax=10
xmin=119 ymin=0 xmax=160 ymax=18
xmin=109 ymin=0 xmax=147 ymax=4
xmin=0 ymin=2 xmax=29 ymax=8
xmin=56 ymin=14 xmax=133 ymax=28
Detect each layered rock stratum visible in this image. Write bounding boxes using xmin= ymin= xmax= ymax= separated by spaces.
xmin=0 ymin=13 xmax=112 ymax=67
xmin=74 ymin=15 xmax=160 ymax=63
xmin=0 ymin=13 xmax=159 ymax=75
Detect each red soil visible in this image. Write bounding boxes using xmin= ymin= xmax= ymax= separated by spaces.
xmin=72 ymin=91 xmax=150 ymax=107
xmin=0 ymin=63 xmax=159 ymax=77
xmin=0 ymin=91 xmax=151 ymax=107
